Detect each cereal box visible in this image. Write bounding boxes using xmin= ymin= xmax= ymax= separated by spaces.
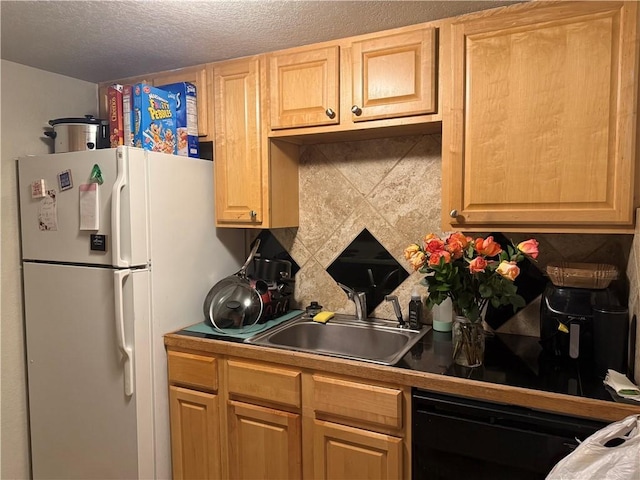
xmin=156 ymin=82 xmax=199 ymax=158
xmin=107 ymin=84 xmax=124 ymax=147
xmin=132 ymin=83 xmax=177 ymax=155
xmin=122 ymin=84 xmax=134 ymax=147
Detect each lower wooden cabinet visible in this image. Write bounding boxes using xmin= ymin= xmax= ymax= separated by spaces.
xmin=167 ymin=349 xmax=408 ymax=479
xmin=169 ymin=386 xmax=221 ymax=479
xmin=227 ymin=400 xmax=302 ymax=479
xmin=313 ymin=419 xmax=403 ymax=480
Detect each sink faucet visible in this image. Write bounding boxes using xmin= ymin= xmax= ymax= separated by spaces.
xmin=337 ymin=283 xmax=367 ymax=320
xmin=384 ymin=295 xmax=406 ymax=328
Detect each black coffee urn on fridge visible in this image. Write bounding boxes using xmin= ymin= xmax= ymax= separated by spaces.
xmin=540 ymin=283 xmax=628 ymax=372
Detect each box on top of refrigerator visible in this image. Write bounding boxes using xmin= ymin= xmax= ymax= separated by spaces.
xmin=132 ymin=83 xmax=177 ymax=155
xmin=107 ymin=84 xmax=124 ymax=147
xmin=156 ymin=82 xmax=199 ymax=158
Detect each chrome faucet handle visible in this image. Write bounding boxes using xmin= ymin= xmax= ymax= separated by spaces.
xmin=355 ymin=291 xmax=367 ymax=321
xmin=385 ymin=295 xmax=406 ymax=328
xmin=337 ymin=282 xmax=355 ymax=299
xmin=337 ymin=283 xmax=367 ymax=320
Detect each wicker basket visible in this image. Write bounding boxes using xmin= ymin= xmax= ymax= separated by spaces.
xmin=546 ymin=262 xmax=618 ymax=289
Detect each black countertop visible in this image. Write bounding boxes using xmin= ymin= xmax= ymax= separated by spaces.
xmin=175 ymin=323 xmax=619 ymax=404
xmin=400 ymin=329 xmax=614 ymax=402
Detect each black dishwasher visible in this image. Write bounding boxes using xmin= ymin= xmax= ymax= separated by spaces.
xmin=412 ymin=389 xmax=607 ymax=480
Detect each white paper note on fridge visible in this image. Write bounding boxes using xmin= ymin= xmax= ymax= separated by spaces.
xmin=79 ymin=183 xmax=99 ymax=230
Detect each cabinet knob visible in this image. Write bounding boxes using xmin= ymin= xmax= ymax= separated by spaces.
xmin=250 ymin=210 xmax=257 ymax=219
xmin=351 ymin=105 xmax=362 ymax=116
xmin=325 ymin=108 xmax=336 ymax=119
xmin=449 ymin=209 xmax=458 ymax=218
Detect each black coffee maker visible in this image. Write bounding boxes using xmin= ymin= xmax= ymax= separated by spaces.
xmin=539 ymin=283 xmax=621 ymax=361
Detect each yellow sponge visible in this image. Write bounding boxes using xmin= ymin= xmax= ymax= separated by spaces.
xmin=313 ymin=311 xmax=335 ymax=323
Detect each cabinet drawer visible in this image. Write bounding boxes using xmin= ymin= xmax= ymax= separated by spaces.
xmin=312 ymin=375 xmax=403 ymax=430
xmin=227 ymin=359 xmax=301 ymax=408
xmin=167 ymin=350 xmax=218 ymax=392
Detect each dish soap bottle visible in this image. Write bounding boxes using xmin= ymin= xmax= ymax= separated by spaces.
xmin=408 ymin=288 xmax=423 ymax=328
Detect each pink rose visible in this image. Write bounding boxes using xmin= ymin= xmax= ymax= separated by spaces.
xmin=474 ymin=236 xmax=502 ymax=257
xmin=408 ymin=251 xmax=427 ymax=271
xmin=469 ymin=257 xmax=488 ymax=273
xmin=428 ymin=250 xmax=451 ymax=266
xmin=517 ymin=239 xmax=539 ymax=259
xmin=496 ymin=261 xmax=520 ymax=281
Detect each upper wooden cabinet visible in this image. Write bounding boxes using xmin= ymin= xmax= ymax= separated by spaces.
xmin=212 ymin=56 xmax=299 ymax=228
xmin=269 ymin=46 xmax=340 ymax=129
xmin=442 ymin=1 xmax=640 ymax=233
xmin=213 ymin=57 xmax=264 ymax=225
xmin=268 ymin=26 xmax=439 ymax=133
xmin=150 ymin=65 xmax=211 ymax=140
xmin=351 ymin=29 xmax=437 ymax=122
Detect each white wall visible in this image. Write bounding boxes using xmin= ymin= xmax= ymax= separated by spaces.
xmin=1 ymin=60 xmax=97 ymax=478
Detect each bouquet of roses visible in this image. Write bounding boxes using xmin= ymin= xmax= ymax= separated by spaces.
xmin=404 ymin=232 xmax=539 ymax=323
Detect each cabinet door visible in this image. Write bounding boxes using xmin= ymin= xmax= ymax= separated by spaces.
xmin=269 ymin=46 xmax=340 ymax=129
xmin=213 ymin=58 xmax=264 ymax=225
xmin=443 ymin=1 xmax=639 ymax=231
xmin=351 ymin=28 xmax=437 ymax=122
xmin=227 ymin=400 xmax=302 ymax=480
xmin=313 ymin=419 xmax=402 ymax=480
xmin=169 ymin=386 xmax=221 ymax=480
xmin=152 ymin=65 xmax=210 ymax=139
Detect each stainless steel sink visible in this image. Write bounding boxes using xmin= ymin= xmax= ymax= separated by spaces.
xmin=245 ymin=314 xmax=429 ymax=366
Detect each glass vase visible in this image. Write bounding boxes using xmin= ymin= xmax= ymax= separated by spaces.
xmin=452 ymin=315 xmax=485 ymax=367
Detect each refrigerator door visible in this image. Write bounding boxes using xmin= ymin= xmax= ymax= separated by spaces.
xmin=24 ymin=262 xmax=154 ymax=479
xmin=18 ymin=147 xmax=149 ymax=267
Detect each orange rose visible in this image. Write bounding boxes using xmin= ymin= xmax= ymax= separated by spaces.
xmin=428 ymin=250 xmax=451 ymax=266
xmin=404 ymin=243 xmax=421 ymax=260
xmin=474 ymin=236 xmax=502 ymax=257
xmin=445 ymin=232 xmax=471 ymax=259
xmin=408 ymin=251 xmax=427 ymax=271
xmin=423 ymin=233 xmax=439 ymax=243
xmin=468 ymin=257 xmax=488 ymax=273
xmin=449 ymin=232 xmax=472 ymax=249
xmin=446 ymin=242 xmax=463 ymax=259
xmin=496 ymin=261 xmax=520 ymax=281
xmin=425 ymin=237 xmax=445 ymax=254
xmin=517 ymin=239 xmax=539 ymax=259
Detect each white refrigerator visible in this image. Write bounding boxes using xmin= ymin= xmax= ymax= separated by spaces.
xmin=18 ymin=146 xmax=244 ymax=479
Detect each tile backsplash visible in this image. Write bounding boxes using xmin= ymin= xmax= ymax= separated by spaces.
xmin=258 ymin=135 xmax=636 ymax=377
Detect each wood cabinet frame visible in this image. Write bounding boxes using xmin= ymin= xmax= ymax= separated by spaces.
xmin=167 ymin=348 xmax=411 ymax=479
xmin=441 ymin=1 xmax=640 ymax=233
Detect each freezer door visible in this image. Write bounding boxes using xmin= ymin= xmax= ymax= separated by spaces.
xmin=23 ymin=262 xmax=154 ymax=479
xmin=18 ymin=147 xmax=149 ymax=267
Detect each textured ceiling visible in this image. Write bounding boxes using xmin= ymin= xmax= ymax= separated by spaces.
xmin=1 ymin=0 xmax=519 ymax=84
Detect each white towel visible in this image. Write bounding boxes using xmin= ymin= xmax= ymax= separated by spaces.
xmin=604 ymin=369 xmax=640 ymax=402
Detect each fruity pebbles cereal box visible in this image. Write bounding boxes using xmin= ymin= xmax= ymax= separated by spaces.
xmin=132 ymin=83 xmax=177 ymax=155
xmin=156 ymin=82 xmax=199 ymax=158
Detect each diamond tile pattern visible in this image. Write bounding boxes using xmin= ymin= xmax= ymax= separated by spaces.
xmin=261 ymin=135 xmax=634 ymax=346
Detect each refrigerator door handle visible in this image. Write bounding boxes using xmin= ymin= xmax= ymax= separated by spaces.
xmin=111 ymin=150 xmax=129 ymax=268
xmin=114 ymin=269 xmax=134 ymax=397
